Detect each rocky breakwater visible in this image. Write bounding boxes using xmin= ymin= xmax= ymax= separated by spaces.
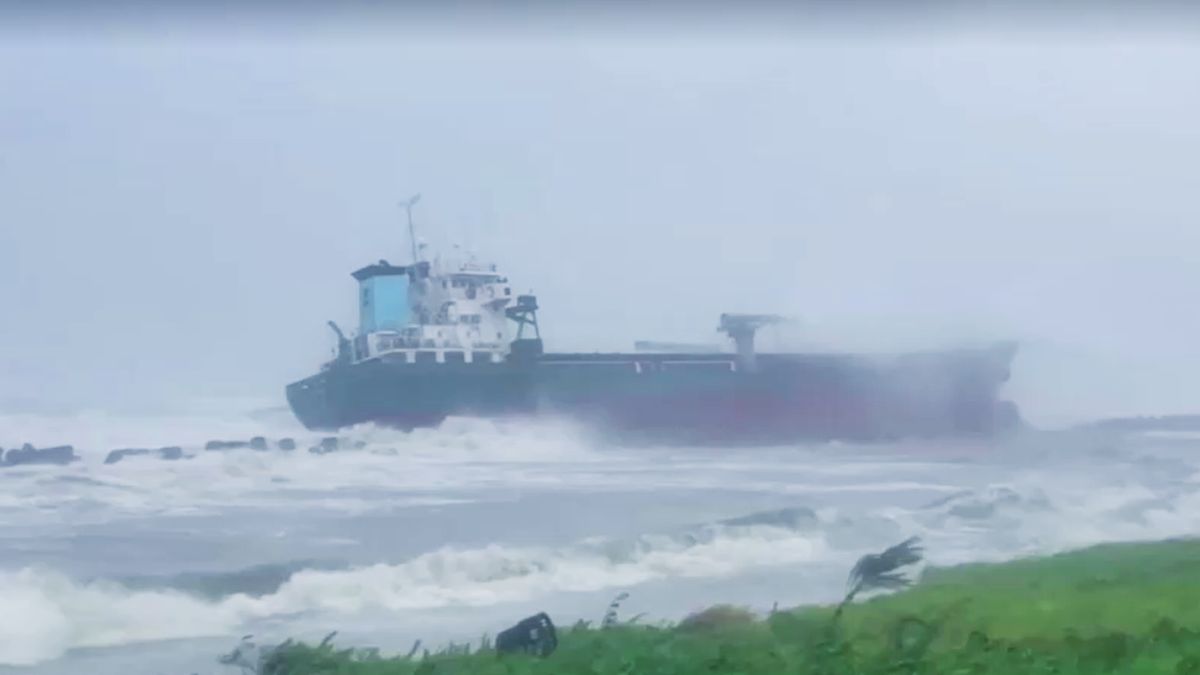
xmin=1 ymin=444 xmax=80 ymax=467
xmin=4 ymin=435 xmax=376 ymax=467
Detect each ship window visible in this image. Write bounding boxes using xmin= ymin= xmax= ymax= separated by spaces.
xmin=362 ymin=289 xmax=370 ymax=306
xmin=442 ymin=281 xmax=448 ymax=289
xmin=504 ymin=287 xmax=511 ymax=296
xmin=497 ymin=332 xmax=502 ymax=339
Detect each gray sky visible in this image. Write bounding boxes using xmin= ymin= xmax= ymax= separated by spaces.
xmin=2 ymin=17 xmax=1198 ymax=425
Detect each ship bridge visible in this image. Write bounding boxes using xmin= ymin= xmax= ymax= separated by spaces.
xmin=316 ymin=199 xmax=531 ymax=370
xmin=328 ymin=248 xmax=521 ymax=368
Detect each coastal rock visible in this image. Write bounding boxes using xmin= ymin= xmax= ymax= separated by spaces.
xmin=249 ymin=436 xmax=268 ymax=451
xmin=277 ymin=438 xmax=296 ymax=451
xmin=308 ymin=437 xmax=340 ymax=455
xmin=104 ymin=446 xmax=187 ymax=464
xmin=205 ymin=440 xmax=249 ymax=451
xmin=4 ymin=444 xmax=79 ymax=466
xmin=105 ymin=448 xmax=151 ymax=464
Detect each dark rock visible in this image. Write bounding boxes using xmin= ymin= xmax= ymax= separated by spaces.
xmin=309 ymin=437 xmax=339 ymax=455
xmin=4 ymin=444 xmax=79 ymax=466
xmin=249 ymin=436 xmax=268 ymax=451
xmin=277 ymin=438 xmax=296 ymax=451
xmin=205 ymin=440 xmax=249 ymax=451
xmin=495 ymin=613 xmax=558 ymax=657
xmin=105 ymin=446 xmax=185 ymax=464
xmin=104 ymin=448 xmax=151 ymax=465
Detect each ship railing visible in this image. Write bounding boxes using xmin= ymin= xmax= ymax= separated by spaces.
xmin=372 ymin=335 xmax=507 ymax=353
xmin=358 ymin=337 xmax=507 ymax=365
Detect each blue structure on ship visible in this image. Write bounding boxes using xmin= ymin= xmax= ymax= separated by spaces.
xmin=353 ymin=261 xmax=410 ymax=334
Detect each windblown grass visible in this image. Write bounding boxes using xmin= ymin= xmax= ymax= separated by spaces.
xmin=260 ymin=538 xmax=1200 ymax=674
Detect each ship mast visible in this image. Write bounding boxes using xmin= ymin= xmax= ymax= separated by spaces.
xmin=400 ymin=193 xmax=422 ymax=264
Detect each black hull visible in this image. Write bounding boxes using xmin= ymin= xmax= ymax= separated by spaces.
xmin=286 ymin=342 xmax=1020 ymax=445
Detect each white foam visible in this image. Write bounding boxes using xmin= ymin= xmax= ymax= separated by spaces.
xmin=0 ymin=404 xmax=603 ymax=463
xmin=0 ymin=403 xmax=302 ymax=460
xmin=0 ymin=568 xmax=241 ymax=666
xmin=0 ymin=414 xmax=618 ymax=525
xmin=6 ymin=405 xmax=1200 ymax=668
xmin=899 ymin=470 xmax=1200 ymax=567
xmin=8 ymin=464 xmax=1200 ymax=666
xmin=0 ymin=523 xmax=830 ymax=666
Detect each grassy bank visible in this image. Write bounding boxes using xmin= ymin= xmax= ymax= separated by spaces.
xmin=259 ymin=538 xmax=1200 ymax=674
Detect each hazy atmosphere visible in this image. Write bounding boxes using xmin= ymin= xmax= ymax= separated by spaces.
xmin=5 ymin=7 xmax=1200 ymax=675
xmin=3 ymin=12 xmax=1200 ymax=426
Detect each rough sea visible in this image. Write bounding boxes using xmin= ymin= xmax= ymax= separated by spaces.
xmin=2 ymin=401 xmax=1198 ymax=674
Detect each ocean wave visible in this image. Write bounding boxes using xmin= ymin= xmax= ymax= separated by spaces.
xmin=0 ymin=415 xmax=614 ymax=524
xmin=921 ymin=485 xmax=1053 ymax=521
xmin=0 ymin=508 xmax=833 ymax=666
xmin=901 ymin=475 xmax=1200 ymax=567
xmin=0 ymin=567 xmax=244 ymax=666
xmin=7 ymin=469 xmax=1200 ymax=666
xmin=0 ymin=409 xmax=601 ymax=464
xmin=115 ymin=559 xmax=350 ymax=600
xmin=6 ymin=407 xmax=1200 ymax=668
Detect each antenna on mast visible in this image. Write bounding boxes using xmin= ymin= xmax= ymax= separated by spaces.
xmin=400 ymin=193 xmax=422 ymax=264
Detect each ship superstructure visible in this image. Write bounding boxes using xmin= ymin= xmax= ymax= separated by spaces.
xmin=337 ymin=255 xmax=516 ymax=368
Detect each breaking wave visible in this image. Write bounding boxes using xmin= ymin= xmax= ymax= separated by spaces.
xmin=115 ymin=559 xmax=350 ymax=600
xmin=5 ymin=403 xmax=1200 ymax=667
xmin=0 ymin=511 xmax=833 ymax=665
xmin=0 ymin=408 xmax=601 ymax=465
xmin=7 ymin=463 xmax=1200 ymax=667
xmin=0 ymin=414 xmax=616 ymax=526
xmin=901 ymin=475 xmax=1200 ymax=566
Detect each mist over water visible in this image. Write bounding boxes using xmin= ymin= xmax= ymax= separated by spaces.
xmin=3 ymin=5 xmax=1199 ymax=673
xmin=3 ymin=27 xmax=1200 ymax=422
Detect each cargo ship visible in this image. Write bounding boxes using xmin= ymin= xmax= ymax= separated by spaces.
xmin=286 ymin=206 xmax=1020 ymax=444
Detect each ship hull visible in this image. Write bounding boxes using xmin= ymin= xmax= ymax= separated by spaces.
xmin=286 ymin=344 xmax=1019 ymax=444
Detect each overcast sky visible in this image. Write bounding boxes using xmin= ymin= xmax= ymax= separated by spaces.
xmin=2 ymin=9 xmax=1198 ymax=425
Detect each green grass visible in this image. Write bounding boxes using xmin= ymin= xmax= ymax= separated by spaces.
xmin=259 ymin=538 xmax=1200 ymax=674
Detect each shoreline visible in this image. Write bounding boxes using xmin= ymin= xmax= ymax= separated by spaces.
xmin=256 ymin=536 xmax=1200 ymax=673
